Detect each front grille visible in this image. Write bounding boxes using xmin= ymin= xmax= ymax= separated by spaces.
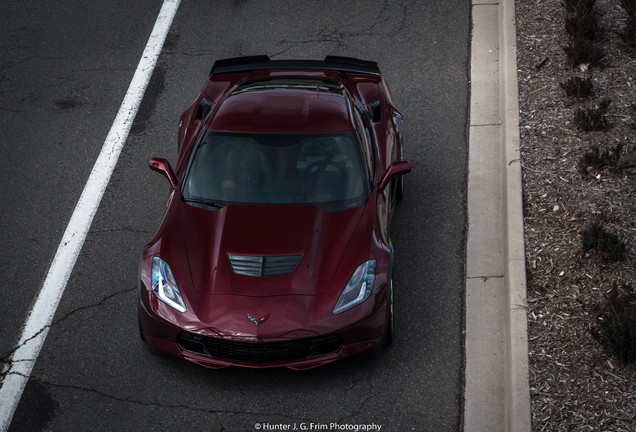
xmin=227 ymin=254 xmax=301 ymax=277
xmin=177 ymin=332 xmax=343 ymax=363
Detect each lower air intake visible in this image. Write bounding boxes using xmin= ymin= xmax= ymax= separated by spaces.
xmin=177 ymin=332 xmax=343 ymax=363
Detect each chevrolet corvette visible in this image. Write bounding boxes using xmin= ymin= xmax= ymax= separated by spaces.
xmin=138 ymin=55 xmax=411 ymax=369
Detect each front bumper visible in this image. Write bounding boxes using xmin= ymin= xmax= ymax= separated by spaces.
xmin=138 ymin=287 xmax=387 ymax=370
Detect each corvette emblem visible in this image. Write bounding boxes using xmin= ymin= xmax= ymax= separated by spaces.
xmin=247 ymin=313 xmax=270 ymax=327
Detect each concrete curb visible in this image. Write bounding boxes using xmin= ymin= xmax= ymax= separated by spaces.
xmin=500 ymin=1 xmax=532 ymax=430
xmin=465 ymin=0 xmax=531 ymax=430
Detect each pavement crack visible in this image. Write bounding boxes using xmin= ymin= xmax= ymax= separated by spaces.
xmin=26 ymin=376 xmax=314 ymax=422
xmin=1 ymin=287 xmax=135 ymax=362
xmin=162 ymin=50 xmax=215 ymax=58
xmin=272 ymin=0 xmax=414 ymax=56
xmin=89 ymin=226 xmax=153 ymax=235
xmin=336 ymin=361 xmax=379 ymax=423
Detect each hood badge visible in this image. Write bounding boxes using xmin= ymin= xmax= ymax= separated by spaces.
xmin=247 ymin=313 xmax=270 ymax=327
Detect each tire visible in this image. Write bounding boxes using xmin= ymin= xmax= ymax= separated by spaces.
xmin=382 ymin=276 xmax=394 ymax=348
xmin=395 ymin=175 xmax=404 ymax=204
xmin=396 ymin=143 xmax=405 ymax=204
xmin=138 ymin=301 xmax=167 ymax=356
xmin=138 ymin=300 xmax=147 ymax=342
xmin=137 ymin=301 xmax=169 ymax=357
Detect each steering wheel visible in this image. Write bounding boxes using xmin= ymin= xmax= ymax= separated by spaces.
xmin=305 ymin=158 xmax=348 ymax=179
xmin=304 ymin=159 xmax=347 ymax=199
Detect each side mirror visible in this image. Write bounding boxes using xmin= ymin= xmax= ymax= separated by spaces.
xmin=149 ymin=158 xmax=177 ymax=189
xmin=378 ymin=160 xmax=411 ymax=191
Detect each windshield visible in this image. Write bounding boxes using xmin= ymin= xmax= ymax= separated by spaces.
xmin=183 ymin=131 xmax=369 ymax=210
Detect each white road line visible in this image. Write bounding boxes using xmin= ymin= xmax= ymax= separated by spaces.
xmin=0 ymin=1 xmax=181 ymax=429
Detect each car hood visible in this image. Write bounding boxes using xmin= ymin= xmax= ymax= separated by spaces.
xmin=179 ymin=203 xmax=366 ymax=296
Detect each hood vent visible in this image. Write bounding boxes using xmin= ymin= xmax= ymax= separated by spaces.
xmin=227 ymin=254 xmax=301 ymax=277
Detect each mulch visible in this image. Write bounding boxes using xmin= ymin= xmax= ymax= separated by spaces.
xmin=515 ymin=0 xmax=636 ymax=430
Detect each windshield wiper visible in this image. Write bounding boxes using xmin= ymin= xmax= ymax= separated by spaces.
xmin=183 ymin=197 xmax=225 ymax=210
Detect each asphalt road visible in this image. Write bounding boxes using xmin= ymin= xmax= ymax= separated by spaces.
xmin=0 ymin=1 xmax=469 ymax=431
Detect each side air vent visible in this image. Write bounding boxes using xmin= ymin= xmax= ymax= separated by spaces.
xmin=227 ymin=254 xmax=301 ymax=277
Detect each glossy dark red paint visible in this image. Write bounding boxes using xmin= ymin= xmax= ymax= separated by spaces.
xmin=210 ymin=90 xmax=353 ymax=133
xmin=139 ymin=56 xmax=411 ymax=369
xmin=181 ymin=203 xmax=366 ymax=296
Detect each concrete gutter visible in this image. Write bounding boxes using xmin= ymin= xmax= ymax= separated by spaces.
xmin=499 ymin=1 xmax=532 ymax=430
xmin=465 ymin=0 xmax=531 ymax=430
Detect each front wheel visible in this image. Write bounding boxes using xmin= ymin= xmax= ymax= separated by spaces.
xmin=138 ymin=300 xmax=167 ymax=357
xmin=381 ymin=277 xmax=394 ymax=348
xmin=138 ymin=300 xmax=146 ymax=342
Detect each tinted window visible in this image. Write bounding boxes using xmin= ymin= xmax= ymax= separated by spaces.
xmin=183 ymin=131 xmax=369 ymax=210
xmin=233 ymin=78 xmax=342 ymax=94
xmin=351 ymin=107 xmax=375 ymax=180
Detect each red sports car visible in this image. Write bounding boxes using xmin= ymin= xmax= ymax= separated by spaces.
xmin=138 ymin=55 xmax=411 ymax=370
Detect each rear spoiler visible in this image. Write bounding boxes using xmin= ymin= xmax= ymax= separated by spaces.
xmin=210 ymin=55 xmax=380 ymax=76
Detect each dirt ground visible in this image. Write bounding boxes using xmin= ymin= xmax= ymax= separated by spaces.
xmin=515 ymin=0 xmax=636 ymax=430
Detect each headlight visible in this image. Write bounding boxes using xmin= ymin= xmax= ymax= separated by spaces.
xmin=151 ymin=257 xmax=186 ymax=312
xmin=333 ymin=260 xmax=376 ymax=314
